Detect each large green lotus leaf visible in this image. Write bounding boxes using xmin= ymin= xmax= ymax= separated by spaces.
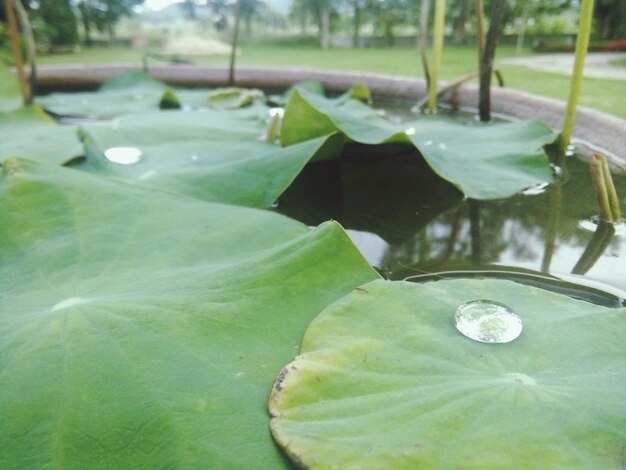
xmin=0 ymin=105 xmax=82 ymax=164
xmin=78 ymin=109 xmax=342 ymax=207
xmin=270 ymin=279 xmax=625 ymax=469
xmin=36 ymin=72 xmax=170 ymax=118
xmin=0 ymin=65 xmax=21 ymax=112
xmin=281 ymin=88 xmax=557 ymax=200
xmin=0 ymin=158 xmax=379 ymax=469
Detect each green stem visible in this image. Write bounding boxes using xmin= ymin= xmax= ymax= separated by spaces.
xmin=228 ymin=0 xmax=242 ymax=86
xmin=560 ymin=0 xmax=595 ymax=150
xmin=475 ymin=0 xmax=485 ymax=75
xmin=427 ymin=0 xmax=446 ymax=112
xmin=478 ymin=0 xmax=505 ymax=122
xmin=590 ymin=157 xmax=613 ymax=222
xmin=266 ymin=111 xmax=282 ymax=143
xmin=598 ymin=154 xmax=623 ymax=221
xmin=5 ymin=0 xmax=30 ymax=104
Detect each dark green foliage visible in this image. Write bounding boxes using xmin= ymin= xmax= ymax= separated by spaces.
xmin=38 ymin=0 xmax=79 ymax=46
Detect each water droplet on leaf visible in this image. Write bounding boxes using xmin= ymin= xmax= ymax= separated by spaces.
xmin=104 ymin=147 xmax=143 ymax=165
xmin=455 ymin=300 xmax=523 ymax=343
xmin=51 ymin=297 xmax=88 ymax=312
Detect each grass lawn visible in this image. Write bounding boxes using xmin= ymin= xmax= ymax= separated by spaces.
xmin=32 ymin=41 xmax=626 ymax=119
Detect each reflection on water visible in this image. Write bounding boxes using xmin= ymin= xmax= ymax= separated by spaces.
xmin=276 ymin=142 xmax=626 ymax=303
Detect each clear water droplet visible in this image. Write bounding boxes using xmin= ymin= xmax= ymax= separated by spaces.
xmin=104 ymin=147 xmax=143 ymax=165
xmin=270 ymin=200 xmax=280 ymax=209
xmin=190 ymin=154 xmax=199 ymax=161
xmin=424 ymin=140 xmax=433 ymax=146
xmin=522 ymin=182 xmax=549 ymax=196
xmin=234 ymin=372 xmax=244 ymax=379
xmin=405 ymin=126 xmax=416 ymax=136
xmin=455 ymin=300 xmax=523 ymax=343
xmin=438 ymin=143 xmax=447 ymax=150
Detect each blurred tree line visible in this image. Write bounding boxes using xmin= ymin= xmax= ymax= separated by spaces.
xmin=1 ymin=0 xmax=625 ymax=50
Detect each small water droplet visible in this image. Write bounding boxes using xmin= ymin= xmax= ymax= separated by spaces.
xmin=455 ymin=300 xmax=523 ymax=343
xmin=405 ymin=127 xmax=416 ymax=136
xmin=234 ymin=372 xmax=244 ymax=379
xmin=565 ymin=144 xmax=576 ymax=157
xmin=424 ymin=140 xmax=433 ymax=146
xmin=190 ymin=155 xmax=198 ymax=161
xmin=104 ymin=147 xmax=143 ymax=165
xmin=522 ymin=182 xmax=549 ymax=196
xmin=438 ymin=143 xmax=447 ymax=150
xmin=271 ymin=200 xmax=280 ymax=209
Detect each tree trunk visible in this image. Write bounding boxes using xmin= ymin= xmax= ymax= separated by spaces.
xmin=106 ymin=0 xmax=115 ymax=46
xmin=455 ymin=0 xmax=470 ymax=44
xmin=515 ymin=5 xmax=528 ymax=55
xmin=320 ymin=1 xmax=330 ymax=49
xmin=352 ymin=2 xmax=361 ymax=48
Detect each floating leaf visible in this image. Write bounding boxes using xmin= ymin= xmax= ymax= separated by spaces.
xmin=36 ymin=72 xmax=171 ymax=118
xmin=0 ymin=158 xmax=379 ymax=468
xmin=78 ymin=110 xmax=343 ymax=207
xmin=270 ymin=279 xmax=625 ymax=469
xmin=281 ymin=88 xmax=557 ymax=200
xmin=0 ymin=106 xmax=82 ymax=164
xmin=207 ymin=87 xmax=265 ymax=109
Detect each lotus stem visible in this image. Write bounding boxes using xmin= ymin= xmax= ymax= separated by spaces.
xmin=266 ymin=110 xmax=282 ymax=143
xmin=590 ymin=156 xmax=613 ymax=222
xmin=597 ymin=154 xmax=622 ymax=221
xmin=479 ymin=0 xmax=505 ymax=122
xmin=13 ymin=0 xmax=36 ymax=100
xmin=228 ymin=0 xmax=242 ymax=86
xmin=475 ymin=0 xmax=485 ymax=74
xmin=571 ymin=221 xmax=615 ymax=275
xmin=418 ymin=0 xmax=432 ymax=90
xmin=560 ymin=0 xmax=594 ymax=151
xmin=427 ymin=0 xmax=446 ymax=112
xmin=4 ymin=0 xmax=30 ymax=104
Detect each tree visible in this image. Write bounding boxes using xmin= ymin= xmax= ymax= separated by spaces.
xmin=77 ymin=0 xmax=144 ymax=45
xmin=594 ymin=0 xmax=626 ymax=40
xmin=240 ymin=0 xmax=265 ymax=37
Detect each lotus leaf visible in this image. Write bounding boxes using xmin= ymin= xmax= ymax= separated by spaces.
xmin=0 ymin=158 xmax=379 ymax=468
xmin=78 ymin=109 xmax=343 ymax=207
xmin=270 ymin=279 xmax=626 ymax=469
xmin=281 ymin=88 xmax=557 ymax=200
xmin=0 ymin=105 xmax=82 ymax=164
xmin=206 ymin=87 xmax=265 ymax=109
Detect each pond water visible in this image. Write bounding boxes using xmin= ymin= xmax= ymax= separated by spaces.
xmin=274 ymin=115 xmax=626 ymax=307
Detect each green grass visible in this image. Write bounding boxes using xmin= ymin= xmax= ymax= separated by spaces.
xmin=610 ymin=58 xmax=626 ymax=67
xmin=30 ymin=42 xmax=626 ymax=119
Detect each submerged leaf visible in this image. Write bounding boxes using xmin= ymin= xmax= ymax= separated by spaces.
xmin=270 ymin=279 xmax=626 ymax=469
xmin=0 ymin=105 xmax=82 ymax=164
xmin=281 ymin=88 xmax=557 ymax=200
xmin=0 ymin=158 xmax=378 ymax=468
